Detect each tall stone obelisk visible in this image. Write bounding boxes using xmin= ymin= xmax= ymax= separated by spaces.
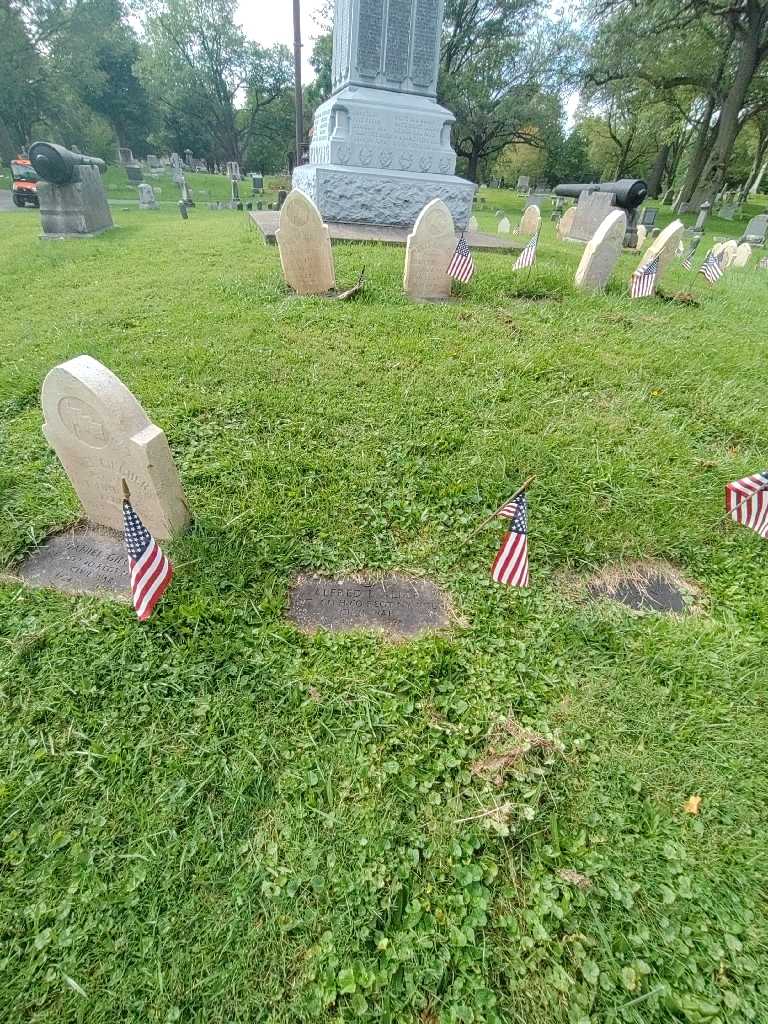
xmin=293 ymin=0 xmax=475 ymax=229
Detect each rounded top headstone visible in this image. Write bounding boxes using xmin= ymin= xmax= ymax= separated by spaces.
xmin=574 ymin=209 xmax=627 ymax=292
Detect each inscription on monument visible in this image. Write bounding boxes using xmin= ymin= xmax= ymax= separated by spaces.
xmin=357 ymin=0 xmax=384 ymax=76
xmin=288 ymin=573 xmax=454 ymax=638
xmin=385 ymin=0 xmax=412 ymax=82
xmin=394 ymin=115 xmax=438 ymax=146
xmin=411 ymin=0 xmax=439 ymax=88
xmin=17 ymin=526 xmax=130 ymax=600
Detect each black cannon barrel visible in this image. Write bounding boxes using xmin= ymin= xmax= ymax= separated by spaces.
xmin=29 ymin=141 xmax=106 ymax=185
xmin=554 ymin=179 xmax=647 ymax=210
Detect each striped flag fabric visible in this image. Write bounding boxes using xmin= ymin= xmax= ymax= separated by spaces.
xmin=700 ymin=250 xmax=724 ymax=284
xmin=726 ymin=470 xmax=768 ymax=539
xmin=512 ymin=228 xmax=540 ymax=271
xmin=758 ymin=256 xmax=768 ymax=270
xmin=630 ymin=253 xmax=661 ymax=299
xmin=447 ymin=234 xmax=475 ymax=282
xmin=123 ymin=499 xmax=173 ymax=620
xmin=681 ymin=239 xmax=701 ymax=271
xmin=491 ymin=493 xmax=529 ymax=587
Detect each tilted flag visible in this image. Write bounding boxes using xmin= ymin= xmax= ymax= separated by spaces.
xmin=630 ymin=253 xmax=661 ymax=299
xmin=123 ymin=498 xmax=173 ymax=620
xmin=726 ymin=470 xmax=768 ymax=539
xmin=758 ymin=256 xmax=768 ymax=270
xmin=491 ymin=493 xmax=529 ymax=587
xmin=681 ymin=238 xmax=701 ymax=271
xmin=447 ymin=234 xmax=475 ymax=283
xmin=512 ymin=228 xmax=540 ymax=271
xmin=700 ymin=250 xmax=724 ymax=285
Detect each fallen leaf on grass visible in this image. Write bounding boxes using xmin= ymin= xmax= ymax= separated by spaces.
xmin=683 ymin=794 xmax=702 ymax=815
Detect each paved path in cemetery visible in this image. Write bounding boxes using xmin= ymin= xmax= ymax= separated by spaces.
xmin=0 ymin=190 xmax=19 ymax=212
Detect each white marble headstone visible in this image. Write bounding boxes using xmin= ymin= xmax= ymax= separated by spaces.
xmin=720 ymin=239 xmax=739 ymax=268
xmin=635 ymin=225 xmax=647 ymax=250
xmin=556 ymin=206 xmax=576 ymax=240
xmin=41 ymin=356 xmax=190 ymax=540
xmin=276 ymin=190 xmax=336 ymax=296
xmin=733 ymin=242 xmax=753 ymax=267
xmin=637 ymin=219 xmax=684 ymax=281
xmin=574 ymin=210 xmax=627 ymax=292
xmin=519 ymin=205 xmax=541 ymax=236
xmin=403 ymin=198 xmax=455 ymax=301
xmin=138 ymin=184 xmax=157 ymax=209
xmin=498 ymin=217 xmax=511 ymax=234
xmin=469 ymin=215 xmax=479 ymax=232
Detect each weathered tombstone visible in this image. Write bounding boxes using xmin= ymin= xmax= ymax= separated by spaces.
xmin=516 ymin=175 xmax=530 ymax=191
xmin=138 ymin=183 xmax=157 ymax=209
xmin=636 ymin=219 xmax=684 ymax=280
xmin=293 ymin=0 xmax=475 ymax=228
xmin=178 ymin=200 xmax=189 ymax=220
xmin=567 ymin=191 xmax=616 ymax=242
xmin=251 ymin=172 xmax=264 ymax=193
xmin=741 ymin=214 xmax=768 ymax=246
xmin=498 ymin=216 xmax=511 ymax=234
xmin=403 ymin=198 xmax=455 ymax=301
xmin=733 ymin=242 xmax=752 ymax=268
xmin=525 ymin=192 xmax=549 ymax=210
xmin=276 ymin=190 xmax=335 ymax=296
xmin=41 ymin=355 xmax=189 ymax=539
xmin=29 ymin=141 xmax=113 ymax=239
xmin=230 ymin=178 xmax=241 ymax=204
xmin=574 ymin=210 xmax=627 ymax=292
xmin=277 ymin=189 xmax=287 ymax=210
xmin=720 ymin=239 xmax=739 ymax=268
xmin=639 ymin=207 xmax=657 ymax=227
xmin=635 ymin=224 xmax=647 ymax=250
xmin=693 ymin=201 xmax=711 ymax=234
xmin=117 ymin=147 xmax=134 ymax=165
xmin=519 ymin=205 xmax=541 ymax=236
xmin=180 ymin=177 xmax=194 ymax=207
xmin=146 ymin=154 xmax=160 ymax=168
xmin=718 ymin=203 xmax=737 ymax=221
xmin=125 ymin=164 xmax=143 ymax=183
xmin=556 ymin=205 xmax=576 ymax=240
xmin=469 ymin=215 xmax=479 ymax=231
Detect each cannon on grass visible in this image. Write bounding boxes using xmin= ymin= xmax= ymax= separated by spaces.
xmin=554 ymin=179 xmax=648 ymax=247
xmin=28 ymin=141 xmax=112 ymax=238
xmin=29 ymin=142 xmax=106 ymax=184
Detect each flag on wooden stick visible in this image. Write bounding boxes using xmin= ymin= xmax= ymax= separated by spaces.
xmin=726 ymin=470 xmax=768 ymax=539
xmin=447 ymin=234 xmax=475 ymax=283
xmin=512 ymin=228 xmax=540 ymax=271
xmin=491 ymin=493 xmax=529 ymax=587
xmin=122 ymin=489 xmax=173 ymax=620
xmin=700 ymin=250 xmax=724 ymax=284
xmin=630 ymin=253 xmax=660 ymax=299
xmin=681 ymin=239 xmax=701 ymax=271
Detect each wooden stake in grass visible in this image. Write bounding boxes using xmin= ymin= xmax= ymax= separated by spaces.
xmin=460 ymin=475 xmax=536 ymax=546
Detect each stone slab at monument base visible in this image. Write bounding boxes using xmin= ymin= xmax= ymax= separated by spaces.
xmin=293 ymin=164 xmax=475 ymax=230
xmin=38 ymin=165 xmax=113 ymax=239
xmin=249 ymin=210 xmax=521 ymax=251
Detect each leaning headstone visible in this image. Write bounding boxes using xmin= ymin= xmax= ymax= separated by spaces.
xmin=568 ymin=191 xmax=616 ymax=242
xmin=138 ymin=183 xmax=157 ymax=210
xmin=718 ymin=203 xmax=737 ymax=221
xmin=556 ymin=206 xmax=577 ymax=240
xmin=693 ymin=201 xmax=711 ymax=234
xmin=498 ymin=217 xmax=511 ymax=234
xmin=403 ymin=198 xmax=455 ymax=302
xmin=41 ymin=355 xmax=190 ymax=539
xmin=635 ymin=224 xmax=647 ymax=250
xmin=519 ymin=205 xmax=541 ymax=236
xmin=741 ymin=214 xmax=768 ymax=246
xmin=733 ymin=242 xmax=752 ymax=268
xmin=636 ymin=219 xmax=684 ymax=280
xmin=276 ymin=190 xmax=335 ymax=296
xmin=469 ymin=215 xmax=479 ymax=231
xmin=639 ymin=207 xmax=657 ymax=227
xmin=574 ymin=210 xmax=627 ymax=292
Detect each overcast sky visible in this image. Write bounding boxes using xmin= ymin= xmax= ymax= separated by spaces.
xmin=238 ymin=1 xmax=325 ymax=82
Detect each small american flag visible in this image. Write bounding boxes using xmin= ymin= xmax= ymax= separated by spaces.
xmin=123 ymin=499 xmax=173 ymax=620
xmin=700 ymin=250 xmax=724 ymax=284
xmin=726 ymin=470 xmax=768 ymax=539
xmin=758 ymin=256 xmax=768 ymax=270
xmin=681 ymin=239 xmax=700 ymax=271
xmin=630 ymin=253 xmax=660 ymax=299
xmin=491 ymin=494 xmax=529 ymax=587
xmin=447 ymin=235 xmax=475 ymax=282
xmin=512 ymin=228 xmax=540 ymax=271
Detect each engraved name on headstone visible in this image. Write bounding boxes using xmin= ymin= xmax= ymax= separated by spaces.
xmin=17 ymin=526 xmax=130 ymax=599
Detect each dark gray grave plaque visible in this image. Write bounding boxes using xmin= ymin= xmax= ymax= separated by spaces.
xmin=16 ymin=526 xmax=130 ymax=600
xmin=588 ymin=570 xmax=689 ymax=614
xmin=288 ymin=573 xmax=454 ymax=638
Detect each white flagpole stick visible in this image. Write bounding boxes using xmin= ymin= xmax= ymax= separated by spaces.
xmin=459 ymin=475 xmax=536 ymax=546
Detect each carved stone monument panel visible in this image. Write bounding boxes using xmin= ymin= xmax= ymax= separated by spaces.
xmin=404 ymin=198 xmax=455 ymax=300
xmin=41 ymin=355 xmax=190 ymax=540
xmin=574 ymin=209 xmax=626 ymax=292
xmin=276 ymin=190 xmax=336 ymax=295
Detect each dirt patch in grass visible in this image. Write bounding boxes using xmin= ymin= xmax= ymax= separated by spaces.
xmin=471 ymin=714 xmax=559 ymax=786
xmin=566 ymin=559 xmax=704 ymax=616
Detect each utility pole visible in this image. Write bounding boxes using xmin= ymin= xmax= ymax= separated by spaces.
xmin=292 ymin=0 xmax=304 ymax=166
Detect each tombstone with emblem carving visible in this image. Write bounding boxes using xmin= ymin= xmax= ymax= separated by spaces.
xmin=41 ymin=356 xmax=190 ymax=540
xmin=276 ymin=190 xmax=336 ymax=295
xmin=403 ymin=198 xmax=455 ymax=301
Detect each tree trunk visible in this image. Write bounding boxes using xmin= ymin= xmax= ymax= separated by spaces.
xmin=646 ymin=143 xmax=670 ymax=197
xmin=688 ymin=15 xmax=764 ymax=207
xmin=745 ymin=125 xmax=768 ymax=193
xmin=674 ymin=97 xmax=715 ymax=212
xmin=467 ymin=145 xmax=481 ymax=183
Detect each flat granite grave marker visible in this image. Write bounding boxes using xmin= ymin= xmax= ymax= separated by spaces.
xmin=404 ymin=198 xmax=455 ymax=301
xmin=287 ymin=573 xmax=455 ymax=638
xmin=574 ymin=209 xmax=626 ymax=292
xmin=587 ymin=564 xmax=697 ymax=615
xmin=276 ymin=190 xmax=336 ymax=295
xmin=41 ymin=355 xmax=190 ymax=540
xmin=16 ymin=526 xmax=130 ymax=600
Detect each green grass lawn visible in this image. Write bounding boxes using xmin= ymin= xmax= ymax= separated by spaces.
xmin=1 ymin=193 xmax=768 ymax=1024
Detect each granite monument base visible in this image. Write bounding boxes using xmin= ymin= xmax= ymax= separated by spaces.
xmin=38 ymin=165 xmax=113 ymax=239
xmin=293 ymin=164 xmax=475 ymax=230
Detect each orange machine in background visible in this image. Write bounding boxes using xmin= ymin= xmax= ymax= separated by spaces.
xmin=10 ymin=156 xmax=39 ymax=208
